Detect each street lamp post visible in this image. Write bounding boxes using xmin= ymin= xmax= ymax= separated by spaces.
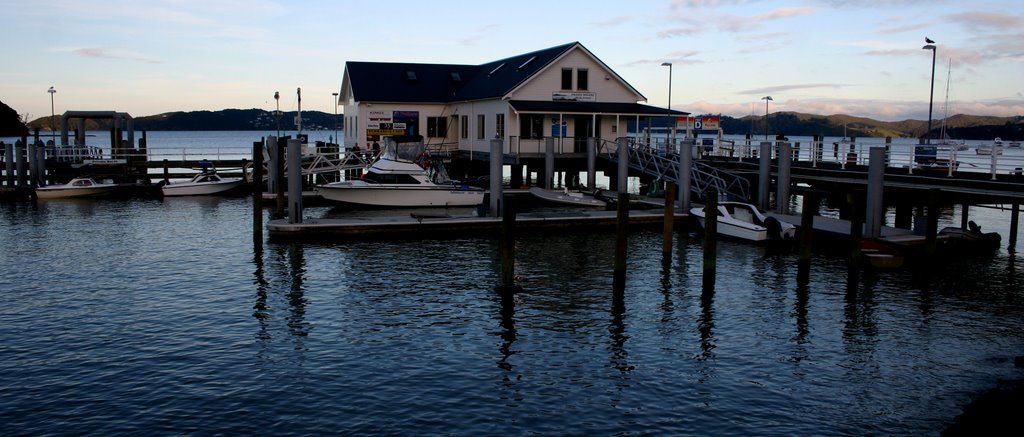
xmin=761 ymin=96 xmax=773 ymax=140
xmin=661 ymin=62 xmax=673 ymax=146
xmin=48 ymin=86 xmax=56 ymax=145
xmin=332 ymin=92 xmax=339 ymax=145
xmin=922 ymin=38 xmax=937 ymax=145
xmin=274 ymin=91 xmax=281 ymax=138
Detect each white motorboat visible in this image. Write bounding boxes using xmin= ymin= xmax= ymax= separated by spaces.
xmin=161 ymin=171 xmax=245 ymax=197
xmin=316 ymin=135 xmax=484 ymax=207
xmin=529 ymin=186 xmax=607 ymax=208
xmin=35 ymin=177 xmax=119 ymax=199
xmin=690 ymin=201 xmax=796 ymax=243
xmin=976 ymin=138 xmax=1004 ymax=156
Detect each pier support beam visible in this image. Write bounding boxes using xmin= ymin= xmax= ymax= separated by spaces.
xmin=864 ymin=147 xmax=886 ymax=239
xmin=662 ymin=182 xmax=676 ymax=260
xmin=253 ymin=140 xmax=264 ymax=250
xmin=1010 ymin=203 xmax=1019 ymax=253
xmin=544 ymin=137 xmax=555 ymax=189
xmin=489 ymin=139 xmax=503 ymax=217
xmin=679 ymin=138 xmax=692 ymax=211
xmin=797 ymin=190 xmax=817 ymax=286
xmin=613 ymin=137 xmax=630 ymax=291
xmin=702 ymin=190 xmax=718 ymax=291
xmin=16 ymin=140 xmax=27 ymax=187
xmin=286 ymin=138 xmax=303 ymax=224
xmin=758 ymin=142 xmax=772 ymax=210
xmin=500 ymin=194 xmax=517 ymax=291
xmin=587 ymin=137 xmax=596 ymax=190
xmin=776 ymin=142 xmax=791 ymax=214
xmin=924 ymin=189 xmax=941 ymax=256
xmin=895 ymin=202 xmax=912 ymax=230
xmin=961 ymin=204 xmax=970 ymax=229
xmin=4 ymin=142 xmax=13 ymax=187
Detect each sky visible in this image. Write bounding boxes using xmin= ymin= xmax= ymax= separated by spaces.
xmin=2 ymin=0 xmax=1022 ymax=123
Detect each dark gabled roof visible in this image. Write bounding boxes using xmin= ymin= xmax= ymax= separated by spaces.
xmin=345 ymin=62 xmax=480 ymax=103
xmin=509 ymin=100 xmax=689 ymax=117
xmin=345 ymin=42 xmax=581 ymax=103
xmin=452 ymin=42 xmax=577 ymax=101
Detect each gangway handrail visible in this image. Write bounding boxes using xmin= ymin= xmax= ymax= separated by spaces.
xmin=596 ymin=138 xmax=750 ymax=201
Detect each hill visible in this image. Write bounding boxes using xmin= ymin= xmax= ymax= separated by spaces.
xmin=22 ymin=107 xmax=1023 ymax=141
xmin=0 ymin=100 xmax=28 ymax=136
xmin=27 ymin=108 xmax=341 ymax=132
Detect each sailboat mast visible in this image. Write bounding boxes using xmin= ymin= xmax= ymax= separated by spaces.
xmin=940 ymin=59 xmax=951 ymax=140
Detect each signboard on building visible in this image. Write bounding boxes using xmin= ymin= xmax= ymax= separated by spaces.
xmin=552 ymin=92 xmax=597 ymax=102
xmin=676 ymin=116 xmax=721 ymax=130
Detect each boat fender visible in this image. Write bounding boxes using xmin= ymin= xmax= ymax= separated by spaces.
xmin=764 ymin=216 xmax=783 ymax=240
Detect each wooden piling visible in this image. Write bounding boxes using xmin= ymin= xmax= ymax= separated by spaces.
xmin=702 ymin=191 xmax=718 ymax=291
xmin=797 ymin=190 xmax=817 ymax=285
xmin=614 ymin=191 xmax=629 ymax=292
xmin=252 ymin=141 xmax=264 ymax=250
xmin=847 ymin=191 xmax=864 ymax=269
xmin=287 ymin=138 xmax=303 ymax=224
xmin=662 ymin=182 xmax=677 ymax=259
xmin=924 ymin=188 xmax=940 ymax=256
xmin=960 ymin=203 xmax=970 ymax=230
xmin=163 ymin=159 xmax=170 ymax=184
xmin=275 ymin=138 xmax=286 ymax=218
xmin=500 ymin=195 xmax=517 ymax=291
xmin=1010 ymin=203 xmax=1020 ymax=253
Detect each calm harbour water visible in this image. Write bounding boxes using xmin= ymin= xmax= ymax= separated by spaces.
xmin=1 ymin=195 xmax=1023 ymax=435
xmin=2 ymin=131 xmax=1023 ymax=435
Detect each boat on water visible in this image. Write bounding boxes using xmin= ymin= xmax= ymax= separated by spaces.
xmin=529 ymin=186 xmax=607 ymax=208
xmin=976 ymin=138 xmax=1004 ymax=156
xmin=861 ymin=240 xmax=905 ymax=269
xmin=939 ymin=221 xmax=1001 ymax=251
xmin=35 ymin=177 xmax=119 ymax=199
xmin=317 ymin=135 xmax=484 ymax=207
xmin=690 ymin=201 xmax=796 ymax=243
xmin=161 ymin=170 xmax=245 ymax=197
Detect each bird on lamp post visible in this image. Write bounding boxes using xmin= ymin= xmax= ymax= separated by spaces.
xmin=274 ymin=91 xmax=281 ymax=138
xmin=922 ymin=38 xmax=937 ymax=144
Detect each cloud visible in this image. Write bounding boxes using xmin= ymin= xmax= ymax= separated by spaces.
xmin=738 ymin=83 xmax=850 ymax=96
xmin=947 ymin=12 xmax=1024 ymax=31
xmin=592 ymin=15 xmax=633 ymax=27
xmin=624 ymin=50 xmax=703 ymax=67
xmin=71 ymin=48 xmax=161 ymax=64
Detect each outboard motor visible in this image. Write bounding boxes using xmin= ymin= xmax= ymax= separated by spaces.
xmin=764 ymin=216 xmax=783 ymax=241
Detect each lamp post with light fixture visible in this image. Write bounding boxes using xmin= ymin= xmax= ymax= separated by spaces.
xmin=761 ymin=95 xmax=773 ymax=140
xmin=48 ymin=86 xmax=56 ymax=145
xmin=332 ymin=92 xmax=339 ymax=145
xmin=274 ymin=91 xmax=281 ymax=138
xmin=922 ymin=38 xmax=937 ymax=144
xmin=661 ymin=62 xmax=673 ymax=147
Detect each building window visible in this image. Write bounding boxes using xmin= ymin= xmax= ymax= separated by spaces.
xmin=519 ymin=114 xmax=543 ymax=139
xmin=577 ymin=69 xmax=588 ymax=91
xmin=461 ymin=115 xmax=468 ymax=139
xmin=477 ymin=114 xmax=486 ymax=139
xmin=561 ymin=68 xmax=572 ymax=90
xmin=495 ymin=114 xmax=505 ymax=138
xmin=427 ymin=116 xmax=448 ymax=138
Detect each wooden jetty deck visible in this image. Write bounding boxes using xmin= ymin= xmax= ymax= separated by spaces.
xmin=268 ymin=209 xmax=689 ymax=241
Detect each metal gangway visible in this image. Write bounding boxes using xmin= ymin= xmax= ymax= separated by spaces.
xmin=598 ymin=138 xmax=751 ymax=201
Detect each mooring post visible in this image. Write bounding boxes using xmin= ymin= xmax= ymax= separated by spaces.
xmin=798 ymin=190 xmax=817 ymax=285
xmin=758 ymin=141 xmax=772 ymax=211
xmin=702 ymin=190 xmax=718 ymax=291
xmin=544 ymin=137 xmax=555 ymax=189
xmin=864 ymin=147 xmax=886 ymax=239
xmin=776 ymin=141 xmax=791 ymax=214
xmin=276 ymin=138 xmax=286 ymax=218
xmin=895 ymin=201 xmax=912 ymax=230
xmin=587 ymin=137 xmax=597 ymax=190
xmin=960 ymin=204 xmax=970 ymax=229
xmin=924 ymin=188 xmax=940 ymax=256
xmin=500 ymin=194 xmax=517 ymax=290
xmin=252 ymin=140 xmax=264 ymax=249
xmin=1010 ymin=203 xmax=1019 ymax=253
xmin=162 ymin=159 xmax=170 ymax=184
xmin=489 ymin=138 xmax=503 ymax=217
xmin=662 ymin=182 xmax=677 ymax=259
xmin=848 ymin=190 xmax=864 ymax=270
xmin=679 ymin=137 xmax=692 ymax=211
xmin=286 ymin=138 xmax=303 ymax=224
xmin=4 ymin=142 xmax=13 ymax=187
xmin=614 ymin=137 xmax=630 ymax=291
xmin=27 ymin=140 xmax=39 ymax=189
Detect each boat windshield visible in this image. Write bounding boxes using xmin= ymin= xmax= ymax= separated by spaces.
xmin=383 ymin=135 xmax=426 ymax=162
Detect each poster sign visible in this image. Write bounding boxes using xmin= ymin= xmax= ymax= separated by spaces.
xmin=675 ymin=116 xmax=720 ymax=130
xmin=552 ymin=92 xmax=596 ymax=102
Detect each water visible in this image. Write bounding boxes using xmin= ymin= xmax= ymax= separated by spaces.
xmin=1 ymin=195 xmax=1023 ymax=435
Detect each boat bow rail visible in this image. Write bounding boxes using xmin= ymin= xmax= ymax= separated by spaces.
xmin=597 ymin=138 xmax=750 ymax=201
